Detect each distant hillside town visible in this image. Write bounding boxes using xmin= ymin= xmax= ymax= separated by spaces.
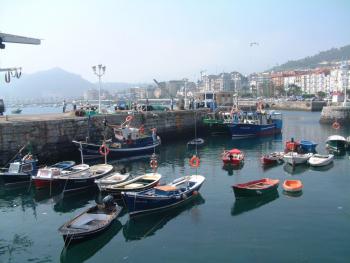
xmin=83 ymin=60 xmax=350 ymax=104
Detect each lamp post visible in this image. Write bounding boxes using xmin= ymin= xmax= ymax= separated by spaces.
xmin=92 ymin=64 xmax=106 ymax=113
xmin=183 ymin=78 xmax=188 ymax=109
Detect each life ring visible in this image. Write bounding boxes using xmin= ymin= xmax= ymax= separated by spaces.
xmin=150 ymin=159 xmax=158 ymax=169
xmin=189 ymin=155 xmax=200 ymax=168
xmin=332 ymin=121 xmax=340 ymax=130
xmin=99 ymin=144 xmax=110 ymax=156
xmin=125 ymin=115 xmax=133 ymax=122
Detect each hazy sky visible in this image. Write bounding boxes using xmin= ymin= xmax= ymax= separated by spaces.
xmin=1 ymin=0 xmax=350 ymax=83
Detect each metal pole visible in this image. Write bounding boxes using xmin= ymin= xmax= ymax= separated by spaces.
xmin=99 ymin=72 xmax=101 ymax=113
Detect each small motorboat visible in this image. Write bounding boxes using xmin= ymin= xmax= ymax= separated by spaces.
xmin=58 ymin=195 xmax=123 ymax=245
xmin=326 ymin=135 xmax=347 ymax=154
xmin=121 ymin=175 xmax=205 ymax=216
xmin=283 ymin=180 xmax=303 ymax=192
xmin=232 ymin=178 xmax=279 ymax=198
xmin=95 ymin=172 xmax=131 ymax=191
xmin=0 ymin=154 xmax=38 ymax=185
xmin=283 ymin=152 xmax=313 ymax=165
xmin=101 ymin=173 xmax=162 ymax=195
xmin=58 ymin=164 xmax=114 ymax=193
xmin=33 ymin=163 xmax=90 ymax=189
xmin=260 ymin=152 xmax=284 ymax=165
xmin=222 ymin=149 xmax=244 ymax=166
xmin=299 ymin=140 xmax=317 ymax=153
xmin=308 ymin=154 xmax=334 ymax=167
xmin=187 ymin=138 xmax=205 ymax=147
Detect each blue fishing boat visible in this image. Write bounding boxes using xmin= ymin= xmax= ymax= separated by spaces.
xmin=121 ymin=175 xmax=205 ymax=216
xmin=0 ymin=154 xmax=38 ymax=185
xmin=299 ymin=140 xmax=318 ymax=153
xmin=73 ymin=116 xmax=161 ymax=159
xmin=228 ymin=111 xmax=282 ymax=138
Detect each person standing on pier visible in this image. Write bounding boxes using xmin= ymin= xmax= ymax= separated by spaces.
xmin=62 ymin=100 xmax=67 ymax=113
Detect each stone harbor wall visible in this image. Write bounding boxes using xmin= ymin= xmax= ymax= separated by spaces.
xmin=0 ymin=110 xmax=207 ymax=165
xmin=319 ymin=106 xmax=350 ymax=124
xmin=270 ymin=101 xmax=326 ymax=111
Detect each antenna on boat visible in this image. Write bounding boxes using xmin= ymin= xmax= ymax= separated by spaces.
xmin=79 ymin=142 xmax=84 ymax=164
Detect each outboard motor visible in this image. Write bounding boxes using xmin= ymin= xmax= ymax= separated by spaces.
xmin=102 ymin=195 xmax=115 ymax=208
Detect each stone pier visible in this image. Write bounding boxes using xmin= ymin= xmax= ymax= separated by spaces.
xmin=319 ymin=106 xmax=350 ymax=124
xmin=0 ymin=110 xmax=207 ymax=165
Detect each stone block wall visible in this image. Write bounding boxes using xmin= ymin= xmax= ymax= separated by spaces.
xmin=0 ymin=110 xmax=207 ymax=165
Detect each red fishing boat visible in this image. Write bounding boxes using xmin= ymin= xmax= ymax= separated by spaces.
xmin=222 ymin=149 xmax=244 ymax=166
xmin=260 ymin=152 xmax=284 ymax=165
xmin=232 ymin=178 xmax=279 ymax=198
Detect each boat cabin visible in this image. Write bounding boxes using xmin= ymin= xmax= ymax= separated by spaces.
xmin=114 ymin=127 xmax=143 ymax=141
xmin=8 ymin=160 xmax=37 ymax=175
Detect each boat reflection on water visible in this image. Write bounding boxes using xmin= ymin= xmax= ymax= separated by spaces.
xmin=231 ymin=190 xmax=279 ymax=216
xmin=0 ymin=186 xmax=37 ymax=215
xmin=123 ymin=195 xmax=205 ymax=241
xmin=222 ymin=163 xmax=244 ymax=176
xmin=53 ymin=190 xmax=97 ymax=213
xmin=282 ymin=190 xmax=303 ymax=198
xmin=309 ymin=162 xmax=334 ymax=172
xmin=283 ymin=163 xmax=309 ymax=175
xmin=60 ymin=220 xmax=123 ymax=263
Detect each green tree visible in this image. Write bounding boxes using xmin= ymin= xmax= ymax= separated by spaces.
xmin=317 ymin=91 xmax=326 ymax=99
xmin=287 ymin=84 xmax=302 ymax=96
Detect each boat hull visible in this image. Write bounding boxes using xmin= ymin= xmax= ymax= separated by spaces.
xmin=1 ymin=173 xmax=32 ymax=185
xmin=228 ymin=123 xmax=281 ymax=138
xmin=73 ymin=140 xmax=161 ymax=160
xmin=122 ymin=176 xmax=205 ymax=215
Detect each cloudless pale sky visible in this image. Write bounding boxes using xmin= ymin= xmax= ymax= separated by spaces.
xmin=1 ymin=0 xmax=350 ymax=82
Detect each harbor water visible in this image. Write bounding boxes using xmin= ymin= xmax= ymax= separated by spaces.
xmin=1 ymin=111 xmax=350 ymax=262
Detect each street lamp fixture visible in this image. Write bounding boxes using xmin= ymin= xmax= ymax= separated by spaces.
xmin=92 ymin=64 xmax=106 ymax=113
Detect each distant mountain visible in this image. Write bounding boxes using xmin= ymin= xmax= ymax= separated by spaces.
xmin=0 ymin=67 xmax=145 ymax=99
xmin=271 ymin=44 xmax=350 ymax=71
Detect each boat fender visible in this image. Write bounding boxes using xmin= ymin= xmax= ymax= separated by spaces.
xmin=193 ymin=190 xmax=198 ymax=196
xmin=150 ymin=159 xmax=158 ymax=169
xmin=182 ymin=193 xmax=187 ymax=199
xmin=332 ymin=121 xmax=340 ymax=130
xmin=99 ymin=144 xmax=110 ymax=156
xmin=189 ymin=155 xmax=200 ymax=168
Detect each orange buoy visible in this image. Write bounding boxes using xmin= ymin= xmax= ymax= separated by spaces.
xmin=283 ymin=180 xmax=303 ymax=192
xmin=99 ymin=144 xmax=110 ymax=156
xmin=332 ymin=121 xmax=340 ymax=130
xmin=189 ymin=155 xmax=200 ymax=168
xmin=125 ymin=115 xmax=133 ymax=122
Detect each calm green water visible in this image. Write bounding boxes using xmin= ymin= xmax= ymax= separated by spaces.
xmin=1 ymin=111 xmax=350 ymax=263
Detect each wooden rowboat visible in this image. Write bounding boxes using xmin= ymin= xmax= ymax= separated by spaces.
xmin=58 ymin=196 xmax=123 ymax=245
xmin=283 ymin=180 xmax=303 ymax=192
xmin=232 ymin=178 xmax=279 ymax=198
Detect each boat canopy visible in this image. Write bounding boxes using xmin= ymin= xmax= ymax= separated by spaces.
xmin=326 ymin=135 xmax=346 ymax=142
xmin=229 ymin=149 xmax=241 ymax=154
